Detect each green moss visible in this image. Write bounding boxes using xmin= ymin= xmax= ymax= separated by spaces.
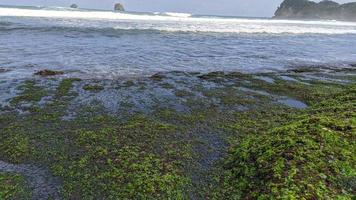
xmin=244 ymin=77 xmax=344 ymax=105
xmin=83 ymin=84 xmax=104 ymax=91
xmin=174 ymin=90 xmax=193 ymax=98
xmin=0 ymin=173 xmax=31 ymax=200
xmin=53 ymin=116 xmax=190 ymax=199
xmin=57 ymin=78 xmax=81 ymax=97
xmin=197 ymin=71 xmax=346 ymax=106
xmin=10 ymin=80 xmax=47 ymax=106
xmin=218 ymin=84 xmax=356 ymax=199
xmin=160 ymin=82 xmax=174 ymax=89
xmin=0 ymin=126 xmax=31 ymax=164
xmin=0 ymin=70 xmax=354 ymax=199
xmin=0 ymin=78 xmax=81 ymax=164
xmin=36 ymin=78 xmax=81 ymax=122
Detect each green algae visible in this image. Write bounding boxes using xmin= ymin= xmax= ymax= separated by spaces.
xmin=174 ymin=90 xmax=193 ymax=98
xmin=0 ymin=172 xmax=30 ymax=199
xmin=57 ymin=78 xmax=81 ymax=97
xmin=0 ymin=69 xmax=355 ymax=199
xmin=83 ymin=84 xmax=104 ymax=91
xmin=47 ymin=114 xmax=192 ymax=199
xmin=0 ymin=78 xmax=81 ymax=164
xmin=10 ymin=80 xmax=47 ymax=106
xmin=57 ymin=128 xmax=189 ymax=199
xmin=217 ymin=84 xmax=356 ymax=199
xmin=1 ymin=80 xmax=193 ymax=199
xmin=0 ymin=127 xmax=31 ymax=164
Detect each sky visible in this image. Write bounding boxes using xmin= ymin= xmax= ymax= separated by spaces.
xmin=0 ymin=0 xmax=352 ymax=17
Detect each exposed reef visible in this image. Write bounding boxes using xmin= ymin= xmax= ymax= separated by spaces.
xmin=34 ymin=70 xmax=64 ymax=77
xmin=0 ymin=66 xmax=355 ymax=199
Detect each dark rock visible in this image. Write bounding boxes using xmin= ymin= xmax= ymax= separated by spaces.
xmin=114 ymin=3 xmax=125 ymax=11
xmin=0 ymin=68 xmax=9 ymax=73
xmin=34 ymin=70 xmax=64 ymax=76
xmin=70 ymin=4 xmax=78 ymax=9
xmin=274 ymin=0 xmax=356 ymax=21
xmin=225 ymin=72 xmax=251 ymax=79
xmin=287 ymin=67 xmax=320 ymax=73
xmin=198 ymin=71 xmax=225 ymax=80
xmin=150 ymin=73 xmax=166 ymax=81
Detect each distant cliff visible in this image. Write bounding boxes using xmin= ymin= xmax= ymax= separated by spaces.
xmin=274 ymin=0 xmax=356 ymax=21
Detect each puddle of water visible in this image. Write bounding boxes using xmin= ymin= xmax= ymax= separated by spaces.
xmin=278 ymin=98 xmax=308 ymax=109
xmin=280 ymin=76 xmax=299 ymax=82
xmin=255 ymin=76 xmax=275 ymax=84
xmin=238 ymin=87 xmax=271 ymax=96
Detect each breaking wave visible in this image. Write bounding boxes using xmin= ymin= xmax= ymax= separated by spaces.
xmin=0 ymin=6 xmax=356 ymax=34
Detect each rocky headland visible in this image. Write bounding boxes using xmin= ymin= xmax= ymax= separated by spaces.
xmin=274 ymin=0 xmax=356 ymax=21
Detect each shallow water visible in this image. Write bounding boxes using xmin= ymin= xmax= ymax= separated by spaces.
xmin=0 ymin=5 xmax=356 ymax=80
xmin=0 ymin=160 xmax=61 ymax=200
xmin=278 ymin=98 xmax=308 ymax=109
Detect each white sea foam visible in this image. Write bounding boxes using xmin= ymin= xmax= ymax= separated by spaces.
xmin=0 ymin=7 xmax=356 ymax=34
xmin=163 ymin=12 xmax=192 ymax=18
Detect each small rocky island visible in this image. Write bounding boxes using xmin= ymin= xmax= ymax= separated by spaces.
xmin=70 ymin=4 xmax=78 ymax=9
xmin=114 ymin=3 xmax=125 ymax=11
xmin=274 ymin=0 xmax=356 ymax=21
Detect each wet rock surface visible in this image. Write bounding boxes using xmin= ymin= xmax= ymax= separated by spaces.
xmin=0 ymin=65 xmax=355 ymax=199
xmin=0 ymin=160 xmax=61 ymax=200
xmin=34 ymin=70 xmax=64 ymax=77
xmin=0 ymin=68 xmax=9 ymax=73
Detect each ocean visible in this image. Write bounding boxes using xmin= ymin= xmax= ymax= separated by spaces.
xmin=1 ymin=5 xmax=356 ymax=80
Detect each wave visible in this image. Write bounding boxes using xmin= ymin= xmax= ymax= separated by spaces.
xmin=1 ymin=7 xmax=356 ymax=25
xmin=1 ymin=6 xmax=356 ymax=34
xmin=161 ymin=12 xmax=192 ymax=18
xmin=1 ymin=24 xmax=355 ymax=35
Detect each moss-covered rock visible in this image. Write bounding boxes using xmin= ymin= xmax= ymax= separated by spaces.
xmin=10 ymin=80 xmax=47 ymax=106
xmin=53 ymin=116 xmax=189 ymax=199
xmin=0 ymin=172 xmax=31 ymax=199
xmin=219 ymin=85 xmax=356 ymax=199
xmin=83 ymin=84 xmax=104 ymax=91
xmin=34 ymin=70 xmax=64 ymax=76
xmin=0 ymin=68 xmax=354 ymax=199
xmin=0 ymin=127 xmax=31 ymax=164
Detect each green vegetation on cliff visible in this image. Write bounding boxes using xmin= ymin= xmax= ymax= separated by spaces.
xmin=274 ymin=0 xmax=356 ymax=21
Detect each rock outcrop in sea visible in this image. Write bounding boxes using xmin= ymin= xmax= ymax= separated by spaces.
xmin=114 ymin=3 xmax=125 ymax=11
xmin=70 ymin=4 xmax=78 ymax=9
xmin=274 ymin=0 xmax=356 ymax=21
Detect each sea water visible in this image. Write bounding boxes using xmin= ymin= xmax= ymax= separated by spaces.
xmin=0 ymin=5 xmax=356 ymax=80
